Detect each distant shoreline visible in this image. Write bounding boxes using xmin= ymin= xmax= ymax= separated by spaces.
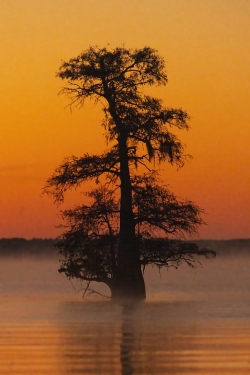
xmin=0 ymin=238 xmax=57 ymax=257
xmin=0 ymin=238 xmax=249 ymax=257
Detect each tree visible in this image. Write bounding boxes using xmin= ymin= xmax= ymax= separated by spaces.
xmin=45 ymin=46 xmax=215 ymax=300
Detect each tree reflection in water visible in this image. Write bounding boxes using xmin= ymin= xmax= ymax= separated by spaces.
xmin=120 ymin=303 xmax=136 ymax=375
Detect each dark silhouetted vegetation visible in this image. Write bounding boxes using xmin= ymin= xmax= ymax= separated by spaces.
xmin=0 ymin=238 xmax=56 ymax=257
xmin=45 ymin=46 xmax=215 ymax=299
xmin=0 ymin=238 xmax=248 ymax=258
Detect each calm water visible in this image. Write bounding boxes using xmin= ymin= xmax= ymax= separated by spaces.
xmin=0 ymin=250 xmax=250 ymax=374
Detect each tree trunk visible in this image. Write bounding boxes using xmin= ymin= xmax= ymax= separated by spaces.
xmin=113 ymin=131 xmax=145 ymax=300
xmin=106 ymin=95 xmax=145 ymax=299
xmin=111 ymin=267 xmax=145 ymax=300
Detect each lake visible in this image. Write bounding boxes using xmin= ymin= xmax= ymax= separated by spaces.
xmin=0 ymin=244 xmax=250 ymax=374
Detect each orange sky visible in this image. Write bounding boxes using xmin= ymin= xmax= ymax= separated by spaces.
xmin=1 ymin=0 xmax=249 ymax=239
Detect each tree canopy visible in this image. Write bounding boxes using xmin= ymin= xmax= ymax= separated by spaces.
xmin=45 ymin=46 xmax=215 ymax=299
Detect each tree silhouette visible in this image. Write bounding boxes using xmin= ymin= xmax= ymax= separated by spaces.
xmin=45 ymin=46 xmax=215 ymax=299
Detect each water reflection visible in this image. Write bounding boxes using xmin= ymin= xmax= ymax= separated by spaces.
xmin=54 ymin=300 xmax=250 ymax=375
xmin=120 ymin=301 xmax=250 ymax=375
xmin=1 ymin=299 xmax=250 ymax=374
xmin=120 ymin=303 xmax=136 ymax=375
xmin=1 ymin=253 xmax=250 ymax=374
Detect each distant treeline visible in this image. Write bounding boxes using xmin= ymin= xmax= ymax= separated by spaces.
xmin=0 ymin=238 xmax=249 ymax=257
xmin=194 ymin=239 xmax=250 ymax=255
xmin=0 ymin=238 xmax=57 ymax=257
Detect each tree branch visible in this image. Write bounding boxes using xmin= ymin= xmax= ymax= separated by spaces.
xmin=44 ymin=149 xmax=120 ymax=202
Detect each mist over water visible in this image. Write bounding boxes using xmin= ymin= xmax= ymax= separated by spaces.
xmin=0 ymin=243 xmax=250 ymax=374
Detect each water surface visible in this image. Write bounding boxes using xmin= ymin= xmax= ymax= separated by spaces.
xmin=0 ymin=250 xmax=250 ymax=374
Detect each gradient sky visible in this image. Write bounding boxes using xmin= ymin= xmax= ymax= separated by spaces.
xmin=1 ymin=0 xmax=249 ymax=239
